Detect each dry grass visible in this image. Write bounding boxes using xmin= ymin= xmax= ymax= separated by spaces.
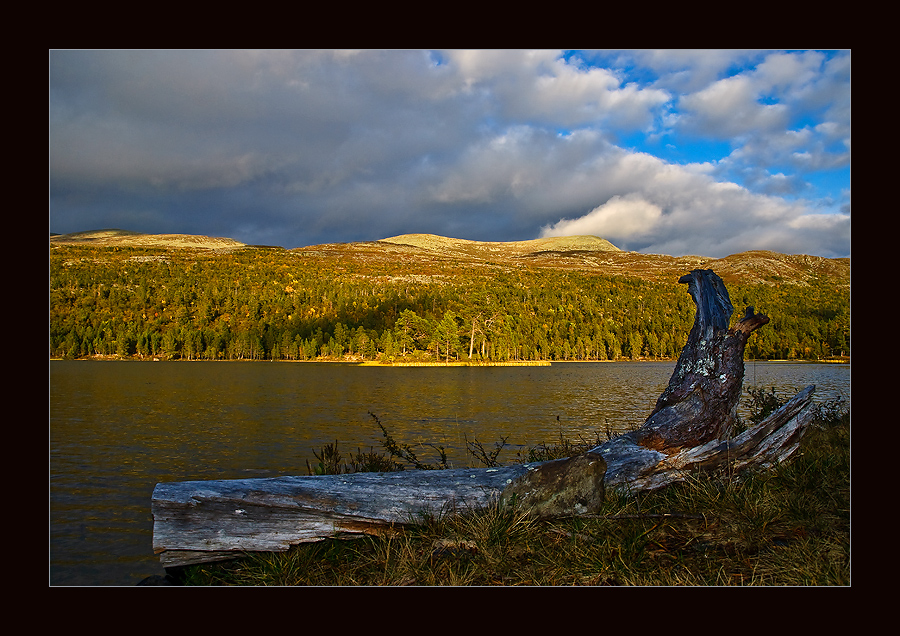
xmin=179 ymin=400 xmax=849 ymax=586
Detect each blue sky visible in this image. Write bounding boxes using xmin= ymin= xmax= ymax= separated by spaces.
xmin=49 ymin=50 xmax=850 ymax=258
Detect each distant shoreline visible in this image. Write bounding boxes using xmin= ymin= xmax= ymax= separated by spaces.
xmin=360 ymin=360 xmax=551 ymax=367
xmin=49 ymin=355 xmax=849 ymax=365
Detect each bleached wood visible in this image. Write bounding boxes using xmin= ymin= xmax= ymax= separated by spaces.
xmin=152 ymin=454 xmax=607 ymax=567
xmin=153 ymin=465 xmax=530 ymax=566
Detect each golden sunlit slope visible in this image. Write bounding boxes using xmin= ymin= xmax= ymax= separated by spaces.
xmin=380 ymin=233 xmax=620 ymax=257
xmin=50 ymin=229 xmax=246 ymax=250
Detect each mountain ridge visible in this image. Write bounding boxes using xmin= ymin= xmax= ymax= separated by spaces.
xmin=379 ymin=233 xmax=621 ymax=256
xmin=50 ymin=229 xmax=246 ymax=250
xmin=50 ymin=229 xmax=849 ymax=287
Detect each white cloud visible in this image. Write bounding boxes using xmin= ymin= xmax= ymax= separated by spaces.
xmin=753 ymin=50 xmax=824 ymax=93
xmin=678 ymin=74 xmax=789 ymax=137
xmin=676 ymin=51 xmax=850 ymax=182
xmin=541 ymin=194 xmax=662 ymax=240
xmin=440 ymin=50 xmax=670 ymax=130
xmin=585 ymin=50 xmax=767 ymax=94
xmin=676 ymin=50 xmax=832 ymax=139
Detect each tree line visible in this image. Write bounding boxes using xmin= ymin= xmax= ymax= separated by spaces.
xmin=49 ymin=245 xmax=850 ymax=363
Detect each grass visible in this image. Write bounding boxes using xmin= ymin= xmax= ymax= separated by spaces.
xmin=177 ymin=393 xmax=850 ymax=586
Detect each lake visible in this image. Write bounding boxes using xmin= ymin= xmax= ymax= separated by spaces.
xmin=49 ymin=360 xmax=850 ymax=586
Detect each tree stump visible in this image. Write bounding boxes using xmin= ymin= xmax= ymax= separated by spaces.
xmin=151 ymin=268 xmax=818 ymax=566
xmin=637 ymin=269 xmax=769 ymax=452
xmin=589 ymin=268 xmax=814 ymax=491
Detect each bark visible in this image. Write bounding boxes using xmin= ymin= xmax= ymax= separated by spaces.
xmin=632 ymin=269 xmax=770 ymax=453
xmin=592 ymin=384 xmax=815 ymax=492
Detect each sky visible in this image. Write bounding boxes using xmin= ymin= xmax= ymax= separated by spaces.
xmin=49 ymin=49 xmax=851 ymax=258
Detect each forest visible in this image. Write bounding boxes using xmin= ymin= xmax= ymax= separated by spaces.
xmin=49 ymin=244 xmax=850 ymax=363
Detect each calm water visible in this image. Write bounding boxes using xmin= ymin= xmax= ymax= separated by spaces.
xmin=49 ymin=360 xmax=849 ymax=586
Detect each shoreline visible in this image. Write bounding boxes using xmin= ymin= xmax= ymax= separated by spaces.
xmin=49 ymin=355 xmax=849 ymax=365
xmin=359 ymin=360 xmax=552 ymax=367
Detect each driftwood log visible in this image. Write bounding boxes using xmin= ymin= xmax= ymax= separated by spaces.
xmin=152 ymin=269 xmax=816 ymax=567
xmin=151 ymin=454 xmax=606 ymax=567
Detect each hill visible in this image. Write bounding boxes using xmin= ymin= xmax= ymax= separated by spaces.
xmin=297 ymin=234 xmax=849 ymax=287
xmin=50 ymin=229 xmax=246 ymax=251
xmin=380 ymin=234 xmax=620 ymax=256
xmin=50 ymin=229 xmax=849 ymax=288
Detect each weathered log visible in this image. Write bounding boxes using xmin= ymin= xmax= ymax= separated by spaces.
xmin=151 ymin=268 xmax=816 ymax=567
xmin=152 ymin=454 xmax=606 ymax=567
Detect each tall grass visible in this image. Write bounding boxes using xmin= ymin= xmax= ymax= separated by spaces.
xmin=179 ymin=393 xmax=849 ymax=586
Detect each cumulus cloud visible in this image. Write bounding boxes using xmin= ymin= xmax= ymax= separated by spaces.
xmin=540 ymin=155 xmax=849 ymax=258
xmin=542 ymin=194 xmax=663 ymax=239
xmin=675 ymin=50 xmax=850 ymax=191
xmin=436 ymin=50 xmax=671 ymax=131
xmin=613 ymin=50 xmax=767 ymax=93
xmin=678 ymin=74 xmax=790 ymax=138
